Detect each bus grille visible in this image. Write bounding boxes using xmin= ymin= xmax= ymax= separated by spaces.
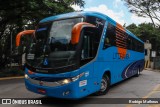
xmin=28 ymin=77 xmax=60 ymax=87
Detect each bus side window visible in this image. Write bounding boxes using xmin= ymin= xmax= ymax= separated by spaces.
xmin=127 ymin=37 xmax=132 ymax=50
xmin=103 ymin=23 xmax=116 ymax=49
xmin=104 ymin=37 xmax=111 ymax=47
xmin=132 ymin=39 xmax=135 ymax=51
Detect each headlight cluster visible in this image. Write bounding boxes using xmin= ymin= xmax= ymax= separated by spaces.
xmin=57 ymin=72 xmax=85 ymax=85
xmin=25 ymin=72 xmax=85 ymax=86
xmin=25 ymin=74 xmax=29 ymax=79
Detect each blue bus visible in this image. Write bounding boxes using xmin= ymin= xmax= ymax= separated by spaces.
xmin=25 ymin=11 xmax=144 ymax=99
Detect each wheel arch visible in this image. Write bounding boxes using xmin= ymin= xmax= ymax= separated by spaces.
xmin=103 ymin=70 xmax=111 ymax=82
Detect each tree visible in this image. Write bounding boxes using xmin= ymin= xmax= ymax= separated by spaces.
xmin=123 ymin=0 xmax=160 ymax=27
xmin=0 ymin=0 xmax=85 ymax=38
xmin=125 ymin=23 xmax=138 ymax=34
xmin=0 ymin=0 xmax=85 ymax=68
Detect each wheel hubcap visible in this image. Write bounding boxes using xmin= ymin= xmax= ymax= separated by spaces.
xmin=138 ymin=69 xmax=140 ymax=75
xmin=100 ymin=78 xmax=107 ymax=92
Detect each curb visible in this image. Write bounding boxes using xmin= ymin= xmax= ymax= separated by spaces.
xmin=145 ymin=68 xmax=160 ymax=72
xmin=0 ymin=76 xmax=24 ymax=81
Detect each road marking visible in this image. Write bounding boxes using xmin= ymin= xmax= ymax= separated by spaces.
xmin=148 ymin=104 xmax=160 ymax=107
xmin=0 ymin=76 xmax=24 ymax=80
xmin=145 ymin=85 xmax=160 ymax=107
xmin=125 ymin=84 xmax=160 ymax=107
xmin=143 ymin=84 xmax=160 ymax=99
xmin=126 ymin=105 xmax=133 ymax=107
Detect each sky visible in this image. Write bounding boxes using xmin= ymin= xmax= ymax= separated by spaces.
xmin=72 ymin=0 xmax=152 ymax=26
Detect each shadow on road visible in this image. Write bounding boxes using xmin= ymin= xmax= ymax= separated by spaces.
xmin=33 ymin=75 xmax=139 ymax=106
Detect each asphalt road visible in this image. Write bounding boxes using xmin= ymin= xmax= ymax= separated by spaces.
xmin=0 ymin=69 xmax=160 ymax=107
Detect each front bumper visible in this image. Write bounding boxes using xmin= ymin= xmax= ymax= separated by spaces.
xmin=25 ymin=78 xmax=90 ymax=99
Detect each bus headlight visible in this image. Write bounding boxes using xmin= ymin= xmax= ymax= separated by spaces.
xmin=58 ymin=72 xmax=84 ymax=85
xmin=25 ymin=74 xmax=29 ymax=79
xmin=61 ymin=79 xmax=72 ymax=84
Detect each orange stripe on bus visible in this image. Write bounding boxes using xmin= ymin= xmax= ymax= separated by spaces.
xmin=116 ymin=23 xmax=127 ymax=59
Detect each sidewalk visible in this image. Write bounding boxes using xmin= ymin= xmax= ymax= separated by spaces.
xmin=0 ymin=76 xmax=24 ymax=80
xmin=145 ymin=68 xmax=160 ymax=72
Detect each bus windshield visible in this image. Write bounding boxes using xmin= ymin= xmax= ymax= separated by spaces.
xmin=26 ymin=18 xmax=83 ymax=69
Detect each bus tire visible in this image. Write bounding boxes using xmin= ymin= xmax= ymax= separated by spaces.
xmin=95 ymin=74 xmax=110 ymax=95
xmin=135 ymin=67 xmax=140 ymax=77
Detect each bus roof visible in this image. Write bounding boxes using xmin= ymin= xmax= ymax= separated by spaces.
xmin=40 ymin=11 xmax=143 ymax=43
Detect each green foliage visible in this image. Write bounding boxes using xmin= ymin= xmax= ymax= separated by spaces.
xmin=123 ymin=0 xmax=160 ymax=27
xmin=0 ymin=0 xmax=85 ymax=68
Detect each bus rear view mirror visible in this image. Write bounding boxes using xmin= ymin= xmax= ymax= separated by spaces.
xmin=16 ymin=30 xmax=35 ymax=47
xmin=71 ymin=22 xmax=96 ymax=45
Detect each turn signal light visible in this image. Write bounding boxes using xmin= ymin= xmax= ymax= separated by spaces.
xmin=28 ymin=70 xmax=35 ymax=75
xmin=38 ymin=89 xmax=46 ymax=94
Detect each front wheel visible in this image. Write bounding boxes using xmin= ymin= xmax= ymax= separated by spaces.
xmin=95 ymin=75 xmax=110 ymax=95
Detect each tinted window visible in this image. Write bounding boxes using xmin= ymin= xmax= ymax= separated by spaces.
xmin=103 ymin=23 xmax=144 ymax=53
xmin=127 ymin=37 xmax=132 ymax=50
xmin=80 ymin=30 xmax=97 ymax=66
xmin=103 ymin=23 xmax=116 ymax=49
xmin=81 ymin=31 xmax=94 ymax=59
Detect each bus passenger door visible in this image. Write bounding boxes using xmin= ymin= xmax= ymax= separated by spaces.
xmin=80 ymin=30 xmax=95 ymax=66
xmin=78 ymin=27 xmax=100 ymax=93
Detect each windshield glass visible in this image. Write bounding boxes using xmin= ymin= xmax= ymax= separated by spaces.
xmin=26 ymin=18 xmax=83 ymax=69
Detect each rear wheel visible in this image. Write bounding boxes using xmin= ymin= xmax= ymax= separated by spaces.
xmin=135 ymin=68 xmax=140 ymax=77
xmin=95 ymin=75 xmax=110 ymax=95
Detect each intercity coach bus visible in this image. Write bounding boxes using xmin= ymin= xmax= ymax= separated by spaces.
xmin=24 ymin=11 xmax=144 ymax=99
